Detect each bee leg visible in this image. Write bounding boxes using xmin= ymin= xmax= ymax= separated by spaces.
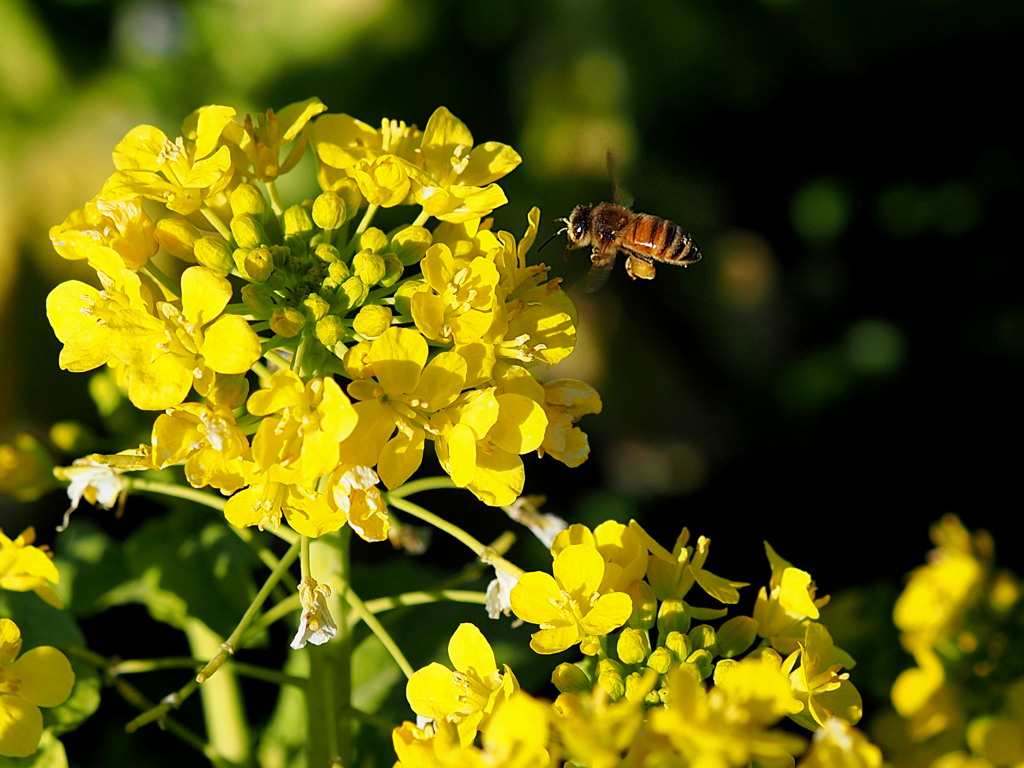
xmin=625 ymin=255 xmax=656 ymax=280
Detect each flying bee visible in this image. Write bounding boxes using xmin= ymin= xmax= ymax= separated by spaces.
xmin=541 ymin=203 xmax=701 ymax=288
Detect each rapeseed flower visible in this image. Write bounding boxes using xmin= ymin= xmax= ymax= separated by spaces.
xmin=0 ymin=529 xmax=61 ymax=609
xmin=0 ymin=619 xmax=75 ymax=758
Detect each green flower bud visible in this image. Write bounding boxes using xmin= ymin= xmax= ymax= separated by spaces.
xmin=231 ymin=213 xmax=267 ymax=249
xmin=688 ymin=624 xmax=716 ymax=653
xmin=617 ymin=628 xmax=650 ymax=666
xmin=352 ymin=304 xmax=392 ymax=338
xmin=390 ymin=225 xmax=432 ymax=265
xmin=551 ymin=663 xmax=591 ymax=694
xmin=208 ymin=374 xmax=249 ymax=410
xmin=284 ymin=203 xmax=314 ymax=236
xmin=379 ymin=252 xmax=404 ymax=288
xmin=303 ymin=293 xmax=330 ymax=321
xmin=657 ymin=598 xmax=690 ymax=635
xmin=596 ymin=659 xmax=625 ymax=702
xmin=234 ymin=246 xmax=274 ymax=283
xmin=315 ymin=315 xmax=346 ymax=347
xmin=312 ymin=192 xmax=347 ymax=231
xmin=647 ymin=646 xmax=674 ymax=675
xmin=340 ymin=276 xmax=369 ymax=311
xmin=155 ymin=217 xmax=201 ymax=261
xmin=685 ymin=648 xmax=714 ymax=680
xmin=353 ymin=249 xmax=387 ymax=285
xmin=230 ymin=183 xmax=268 ymax=220
xmin=314 ymin=243 xmax=341 ymax=263
xmin=332 ymin=178 xmax=362 ymax=219
xmin=664 ymin=631 xmax=691 ymax=663
xmin=270 ymin=307 xmax=305 ymax=338
xmin=194 ymin=236 xmax=235 ymax=274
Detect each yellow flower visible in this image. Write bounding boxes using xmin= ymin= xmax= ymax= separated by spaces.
xmin=412 ymin=243 xmax=502 ymax=346
xmin=648 ymin=662 xmax=806 ymax=768
xmin=325 ymin=464 xmax=390 ymax=543
xmin=552 ymin=688 xmax=644 ymax=768
xmin=150 ymin=402 xmax=251 ymax=494
xmin=222 ymin=98 xmax=327 ymax=182
xmin=49 ymin=194 xmax=157 ymax=272
xmin=412 ymin=107 xmax=521 ymax=223
xmin=784 ymin=621 xmax=862 ymax=729
xmin=638 ymin=525 xmax=748 ymax=605
xmin=510 ymin=544 xmax=633 ymax=655
xmin=343 ymin=326 xmax=468 ymax=489
xmin=223 ymin=475 xmax=342 ymax=539
xmin=799 ymin=718 xmax=883 ymax=768
xmin=754 ymin=542 xmax=830 ymax=655
xmin=0 ymin=619 xmax=75 ymax=758
xmin=247 ymin=370 xmax=358 ymax=483
xmin=103 ymin=105 xmax=236 ymax=215
xmin=406 ymin=623 xmax=518 ymax=747
xmin=538 ymin=379 xmax=602 ymax=468
xmin=0 ymin=528 xmax=61 ymax=609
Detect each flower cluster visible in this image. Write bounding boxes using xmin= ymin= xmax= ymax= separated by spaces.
xmin=887 ymin=515 xmax=1024 ymax=768
xmin=45 ymin=101 xmax=600 ymax=539
xmin=394 ymin=520 xmax=877 ymax=768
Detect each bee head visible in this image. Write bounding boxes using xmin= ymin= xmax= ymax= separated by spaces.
xmin=566 ymin=205 xmax=593 ymax=246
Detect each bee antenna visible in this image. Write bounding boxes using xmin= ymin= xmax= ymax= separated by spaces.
xmin=538 ymin=219 xmax=568 ymax=253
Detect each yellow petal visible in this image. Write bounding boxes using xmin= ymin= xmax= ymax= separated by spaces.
xmin=201 ymin=315 xmax=262 ymax=375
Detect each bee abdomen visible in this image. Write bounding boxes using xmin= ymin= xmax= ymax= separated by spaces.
xmin=630 ymin=215 xmax=701 ymax=265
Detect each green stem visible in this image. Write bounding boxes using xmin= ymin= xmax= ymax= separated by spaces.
xmin=354 ymin=203 xmax=379 ymax=235
xmin=387 ymin=495 xmax=524 ymax=579
xmin=342 ymin=586 xmax=415 ymax=679
xmin=185 ymin=619 xmax=250 ymax=766
xmin=385 ymin=475 xmax=457 ymax=498
xmin=196 ymin=536 xmax=302 ymax=682
xmin=142 ymin=261 xmax=181 ymax=297
xmin=203 ymin=206 xmax=233 ymax=240
xmin=127 ymin=476 xmax=227 ymax=511
xmin=412 ymin=209 xmax=430 ymax=227
xmin=266 ymin=180 xmax=284 ymax=216
xmin=362 ymin=589 xmax=487 ymax=615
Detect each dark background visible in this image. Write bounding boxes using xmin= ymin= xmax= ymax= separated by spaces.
xmin=1 ymin=0 xmax=1022 ymax=762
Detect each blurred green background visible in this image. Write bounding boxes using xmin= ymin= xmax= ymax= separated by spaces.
xmin=1 ymin=0 xmax=1021 ymax=757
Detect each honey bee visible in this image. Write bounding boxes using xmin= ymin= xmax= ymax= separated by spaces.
xmin=546 ymin=203 xmax=702 ymax=287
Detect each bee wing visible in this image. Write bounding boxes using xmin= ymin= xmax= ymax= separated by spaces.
xmin=583 ymin=255 xmax=617 ymax=293
xmin=607 ymin=150 xmax=634 ymax=208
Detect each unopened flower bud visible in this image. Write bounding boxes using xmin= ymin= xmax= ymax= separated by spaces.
xmin=394 ymin=280 xmax=429 ymax=316
xmin=270 ymin=307 xmax=305 ymax=337
xmin=686 ymin=648 xmax=714 ymax=680
xmin=664 ymin=631 xmax=690 ymax=663
xmin=315 ymin=315 xmax=345 ymax=347
xmin=629 ymin=580 xmax=658 ymax=630
xmin=625 ymin=669 xmax=657 ymax=703
xmin=230 ymin=183 xmax=268 ymax=220
xmin=194 ymin=236 xmax=235 ymax=274
xmin=352 ymin=304 xmax=392 ymax=338
xmin=688 ymin=624 xmax=716 ymax=652
xmin=340 ymin=276 xmax=369 ymax=310
xmin=303 ymin=293 xmax=330 ymax=321
xmin=353 ymin=249 xmax=386 ymax=286
xmin=328 ymin=260 xmax=351 ymax=283
xmin=284 ymin=204 xmax=314 ymax=236
xmin=617 ymin=628 xmax=650 ymax=666
xmin=241 ymin=283 xmax=273 ymax=314
xmin=596 ymin=659 xmax=625 ymax=701
xmin=390 ymin=225 xmax=432 ymax=265
xmin=657 ymin=598 xmax=688 ymax=635
xmin=234 ymin=246 xmax=274 ymax=282
xmin=379 ymin=253 xmax=404 ymax=288
xmin=359 ymin=228 xmax=388 ymax=253
xmin=155 ymin=217 xmax=201 ymax=261
xmin=314 ymin=243 xmax=341 ymax=263
xmin=647 ymin=646 xmax=674 ymax=674
xmin=552 ymin=663 xmax=591 ymax=694
xmin=312 ymin=192 xmax=346 ymax=231
xmin=231 ymin=213 xmax=267 ymax=249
